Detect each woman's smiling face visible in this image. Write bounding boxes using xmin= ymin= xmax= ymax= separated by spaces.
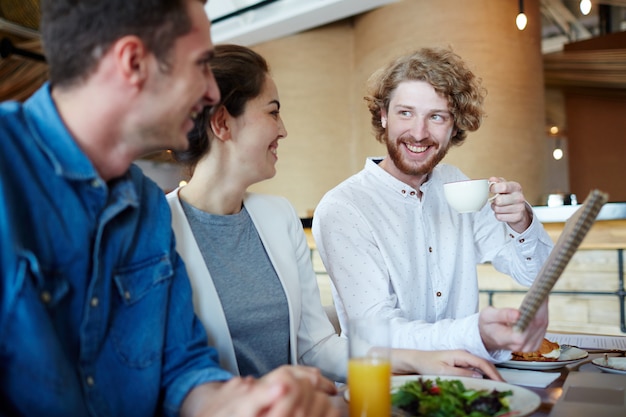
xmin=231 ymin=75 xmax=287 ymax=184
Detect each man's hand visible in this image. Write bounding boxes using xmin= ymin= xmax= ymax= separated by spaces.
xmin=259 ymin=365 xmax=339 ymax=417
xmin=479 ymin=299 xmax=549 ymax=353
xmin=181 ymin=365 xmax=339 ymax=417
xmin=271 ymin=365 xmax=337 ymax=395
xmin=488 ymin=177 xmax=532 ymax=233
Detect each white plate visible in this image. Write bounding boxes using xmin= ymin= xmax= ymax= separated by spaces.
xmin=390 ymin=375 xmax=540 ymax=417
xmin=591 ymin=357 xmax=626 ymax=375
xmin=497 ymin=346 xmax=589 ymax=370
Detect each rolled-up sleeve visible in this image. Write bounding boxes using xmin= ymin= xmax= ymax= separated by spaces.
xmin=161 ymin=253 xmax=232 ymax=417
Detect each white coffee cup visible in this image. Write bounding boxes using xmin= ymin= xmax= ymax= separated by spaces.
xmin=443 ymin=179 xmax=495 ymax=213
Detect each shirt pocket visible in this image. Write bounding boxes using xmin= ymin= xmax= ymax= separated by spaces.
xmin=111 ymin=253 xmax=173 ymax=368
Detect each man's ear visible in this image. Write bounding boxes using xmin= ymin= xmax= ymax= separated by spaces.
xmin=113 ymin=35 xmax=149 ymax=87
xmin=380 ymin=108 xmax=388 ymax=128
xmin=209 ymin=106 xmax=232 ymax=141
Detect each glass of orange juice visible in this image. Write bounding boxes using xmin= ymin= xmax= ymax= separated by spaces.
xmin=348 ymin=318 xmax=391 ymax=417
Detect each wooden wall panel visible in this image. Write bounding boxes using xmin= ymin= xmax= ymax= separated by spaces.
xmin=565 ymin=90 xmax=626 ymax=202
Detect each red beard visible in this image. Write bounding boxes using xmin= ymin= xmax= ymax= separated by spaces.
xmin=385 ymin=131 xmax=450 ymax=177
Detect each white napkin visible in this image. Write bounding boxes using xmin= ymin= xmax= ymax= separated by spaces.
xmin=497 ymin=368 xmax=561 ymax=388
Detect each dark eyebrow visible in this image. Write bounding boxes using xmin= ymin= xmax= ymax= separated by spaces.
xmin=269 ymin=99 xmax=280 ymax=110
xmin=394 ymin=103 xmax=451 ymax=115
xmin=392 ymin=103 xmax=415 ymax=111
xmin=200 ymin=50 xmax=215 ymax=62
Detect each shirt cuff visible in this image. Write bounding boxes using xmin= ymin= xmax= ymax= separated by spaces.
xmin=464 ymin=313 xmax=513 ymax=362
xmin=163 ymin=367 xmax=232 ymax=417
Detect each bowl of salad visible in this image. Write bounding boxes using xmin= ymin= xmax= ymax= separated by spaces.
xmin=391 ymin=375 xmax=540 ymax=417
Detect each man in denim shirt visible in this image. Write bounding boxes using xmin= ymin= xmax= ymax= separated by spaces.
xmin=0 ymin=1 xmax=338 ymax=416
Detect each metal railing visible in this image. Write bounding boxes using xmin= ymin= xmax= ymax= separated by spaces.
xmin=481 ymin=249 xmax=626 ymax=333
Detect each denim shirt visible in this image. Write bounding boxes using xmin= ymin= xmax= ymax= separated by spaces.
xmin=0 ymin=84 xmax=232 ymax=417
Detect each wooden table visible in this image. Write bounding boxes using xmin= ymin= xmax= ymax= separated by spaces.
xmin=329 ymin=352 xmax=623 ymax=417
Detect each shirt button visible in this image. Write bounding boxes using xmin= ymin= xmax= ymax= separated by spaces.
xmin=428 ymin=247 xmax=433 ymax=253
xmin=509 ymin=234 xmax=515 ymax=239
xmin=519 ymin=238 xmax=525 ymax=243
xmin=526 ymin=257 xmax=532 ymax=261
xmin=90 ymin=297 xmax=99 ymax=307
xmin=90 ymin=179 xmax=101 ymax=188
xmin=401 ymin=189 xmax=406 ymax=194
xmin=436 ymin=291 xmax=442 ymax=297
xmin=40 ymin=291 xmax=52 ymax=304
xmin=86 ymin=376 xmax=95 ymax=387
xmin=124 ymin=291 xmax=131 ymax=300
xmin=410 ymin=191 xmax=416 ymax=196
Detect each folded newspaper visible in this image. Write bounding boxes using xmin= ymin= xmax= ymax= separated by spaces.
xmin=513 ymin=189 xmax=609 ymax=332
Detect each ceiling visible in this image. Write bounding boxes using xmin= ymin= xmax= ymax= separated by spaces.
xmin=0 ymin=0 xmax=625 ymax=103
xmin=541 ymin=0 xmax=626 ymax=52
xmin=203 ymin=0 xmax=626 ymax=53
xmin=1 ymin=0 xmax=625 ymax=54
xmin=205 ymin=0 xmax=399 ymax=46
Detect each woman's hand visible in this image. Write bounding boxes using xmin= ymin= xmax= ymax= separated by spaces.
xmin=390 ymin=348 xmax=503 ymax=381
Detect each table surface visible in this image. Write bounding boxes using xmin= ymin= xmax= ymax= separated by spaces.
xmin=329 ymin=352 xmax=624 ymax=417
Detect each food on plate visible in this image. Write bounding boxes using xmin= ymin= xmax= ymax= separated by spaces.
xmin=392 ymin=377 xmax=512 ymax=417
xmin=511 ymin=337 xmax=561 ymax=361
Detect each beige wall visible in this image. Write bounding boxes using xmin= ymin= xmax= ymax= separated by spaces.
xmin=248 ymin=0 xmax=547 ymax=216
xmin=250 ymin=22 xmax=359 ymax=216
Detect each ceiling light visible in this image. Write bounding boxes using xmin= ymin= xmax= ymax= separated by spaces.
xmin=516 ymin=0 xmax=527 ymax=31
xmin=580 ymin=0 xmax=592 ymax=16
xmin=553 ymin=138 xmax=564 ymax=160
xmin=553 ymin=148 xmax=563 ymax=160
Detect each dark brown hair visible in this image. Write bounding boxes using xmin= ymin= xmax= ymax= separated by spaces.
xmin=40 ymin=0 xmax=206 ymax=88
xmin=173 ymin=44 xmax=270 ymax=173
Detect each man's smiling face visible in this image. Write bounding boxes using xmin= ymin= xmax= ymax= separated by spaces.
xmin=381 ymin=80 xmax=456 ymax=181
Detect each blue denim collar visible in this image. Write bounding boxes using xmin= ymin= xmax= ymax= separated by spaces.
xmin=23 ymin=83 xmax=99 ymax=182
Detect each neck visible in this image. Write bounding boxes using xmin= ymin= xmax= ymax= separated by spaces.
xmin=52 ymin=84 xmax=140 ymax=182
xmin=178 ymin=153 xmax=248 ymax=215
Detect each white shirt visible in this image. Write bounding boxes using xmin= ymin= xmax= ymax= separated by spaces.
xmin=312 ymin=159 xmax=554 ymax=361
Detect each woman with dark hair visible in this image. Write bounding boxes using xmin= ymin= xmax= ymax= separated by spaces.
xmin=167 ymin=44 xmax=502 ymax=382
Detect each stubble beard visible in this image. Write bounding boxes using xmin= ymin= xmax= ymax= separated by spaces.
xmin=385 ymin=131 xmax=450 ymax=177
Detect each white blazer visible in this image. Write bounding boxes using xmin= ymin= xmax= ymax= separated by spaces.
xmin=167 ymin=189 xmax=347 ymax=382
